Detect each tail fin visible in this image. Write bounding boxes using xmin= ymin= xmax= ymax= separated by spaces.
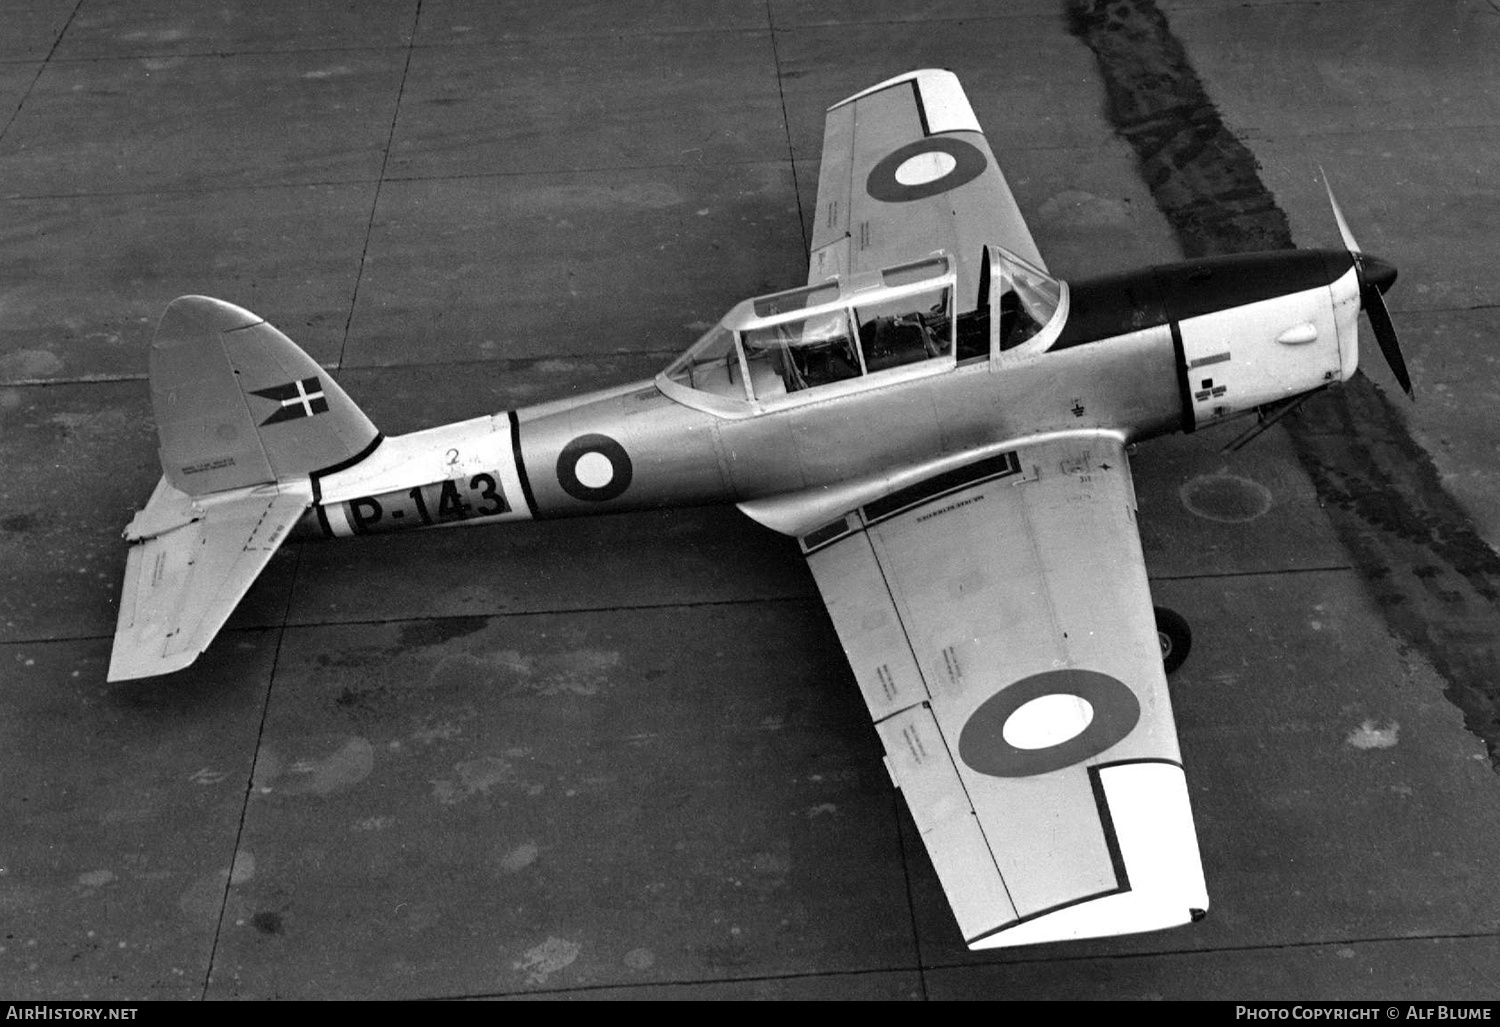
xmin=150 ymin=296 xmax=379 ymax=495
xmin=109 ymin=297 xmax=377 ymax=681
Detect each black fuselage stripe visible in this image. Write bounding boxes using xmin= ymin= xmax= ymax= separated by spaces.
xmin=508 ymin=410 xmax=538 ymax=517
xmin=1170 ymin=320 xmax=1195 ymax=434
xmin=308 ymin=432 xmax=385 ymax=503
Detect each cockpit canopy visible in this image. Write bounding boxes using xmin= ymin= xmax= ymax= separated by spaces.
xmin=658 ymin=249 xmax=1066 ymax=416
xmin=660 ymin=255 xmax=957 ymax=414
xmin=988 ymin=246 xmax=1063 ymax=353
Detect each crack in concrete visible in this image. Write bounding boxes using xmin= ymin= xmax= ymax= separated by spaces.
xmin=1067 ymin=0 xmax=1500 ymax=769
xmin=0 ymin=2 xmax=85 ymax=145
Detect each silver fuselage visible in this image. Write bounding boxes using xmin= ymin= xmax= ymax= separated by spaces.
xmin=294 ymin=249 xmax=1362 ymax=541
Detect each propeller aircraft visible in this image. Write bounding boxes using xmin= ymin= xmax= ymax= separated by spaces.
xmin=110 ymin=70 xmax=1407 ymax=950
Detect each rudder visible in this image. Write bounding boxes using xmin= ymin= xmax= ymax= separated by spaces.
xmin=150 ymin=296 xmax=379 ymax=495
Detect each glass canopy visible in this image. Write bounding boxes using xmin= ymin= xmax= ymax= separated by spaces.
xmin=993 ymin=248 xmax=1063 ymax=352
xmin=660 ymin=256 xmax=957 ymax=414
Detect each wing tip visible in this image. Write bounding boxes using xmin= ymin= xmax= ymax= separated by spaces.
xmin=828 ymin=67 xmax=957 ymax=111
xmin=965 ymin=898 xmax=1209 ymax=950
xmin=106 ymin=641 xmax=200 ymax=683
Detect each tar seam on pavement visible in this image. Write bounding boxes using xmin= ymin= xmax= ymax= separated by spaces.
xmin=1067 ymin=0 xmax=1500 ymax=770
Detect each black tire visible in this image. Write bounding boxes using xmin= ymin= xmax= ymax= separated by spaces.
xmin=1155 ymin=606 xmax=1192 ymax=675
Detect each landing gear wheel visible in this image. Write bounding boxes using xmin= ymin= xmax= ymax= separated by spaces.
xmin=1155 ymin=606 xmax=1192 ymax=675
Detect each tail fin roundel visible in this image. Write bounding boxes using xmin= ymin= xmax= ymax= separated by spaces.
xmin=150 ymin=296 xmax=378 ymax=496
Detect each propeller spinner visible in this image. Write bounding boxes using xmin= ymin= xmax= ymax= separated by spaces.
xmin=1323 ymin=176 xmax=1413 ymax=399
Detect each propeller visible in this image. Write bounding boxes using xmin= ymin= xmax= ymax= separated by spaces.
xmin=1323 ymin=173 xmax=1413 ymax=399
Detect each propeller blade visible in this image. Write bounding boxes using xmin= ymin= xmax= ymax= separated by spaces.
xmin=1362 ymin=281 xmax=1414 ymax=399
xmin=1324 ymin=168 xmax=1413 ymax=401
xmin=1322 ymin=170 xmax=1361 ymax=254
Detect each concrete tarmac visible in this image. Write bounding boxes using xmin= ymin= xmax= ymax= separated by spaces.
xmin=1 ymin=0 xmax=1497 ymax=1000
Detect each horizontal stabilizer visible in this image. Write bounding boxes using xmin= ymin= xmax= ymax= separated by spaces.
xmin=108 ymin=481 xmax=310 ymax=682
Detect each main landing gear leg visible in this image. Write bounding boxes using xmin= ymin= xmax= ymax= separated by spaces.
xmin=1155 ymin=606 xmax=1192 ymax=675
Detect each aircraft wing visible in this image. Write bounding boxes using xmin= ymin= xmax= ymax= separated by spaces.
xmin=108 ymin=478 xmax=309 ymax=682
xmin=808 ymin=69 xmax=1044 ymax=307
xmin=796 ymin=433 xmax=1208 ymax=948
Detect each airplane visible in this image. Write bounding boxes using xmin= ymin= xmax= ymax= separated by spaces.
xmin=108 ymin=70 xmax=1408 ymax=951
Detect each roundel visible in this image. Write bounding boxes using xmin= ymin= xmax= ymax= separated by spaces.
xmin=958 ymin=669 xmax=1140 ymax=778
xmin=557 ymin=433 xmax=633 ymax=502
xmin=866 ymin=137 xmax=988 ymax=204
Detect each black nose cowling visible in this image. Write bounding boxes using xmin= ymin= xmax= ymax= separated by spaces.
xmin=1361 ymin=254 xmax=1398 ymax=295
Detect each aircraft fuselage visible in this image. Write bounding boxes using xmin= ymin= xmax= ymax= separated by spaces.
xmin=293 ymin=248 xmax=1362 ymax=543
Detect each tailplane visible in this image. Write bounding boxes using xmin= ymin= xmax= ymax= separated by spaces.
xmin=109 ymin=480 xmax=310 ymax=681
